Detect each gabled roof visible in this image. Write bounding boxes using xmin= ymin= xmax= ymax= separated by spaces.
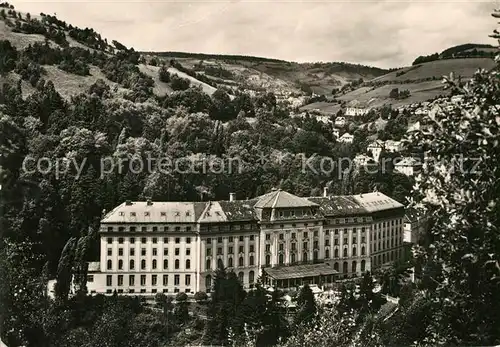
xmin=340 ymin=132 xmax=353 ymax=138
xmin=102 ymin=201 xmax=206 ymax=223
xmin=368 ymin=140 xmax=384 ymax=148
xmin=218 ymin=200 xmax=257 ymax=221
xmin=395 ymin=157 xmax=420 ymax=167
xmin=254 ymin=189 xmax=318 ymax=209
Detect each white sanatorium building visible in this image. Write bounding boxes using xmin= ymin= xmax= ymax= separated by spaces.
xmin=85 ymin=189 xmax=406 ymax=295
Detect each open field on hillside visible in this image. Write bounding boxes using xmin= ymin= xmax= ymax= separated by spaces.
xmin=167 ymin=67 xmax=218 ymax=95
xmin=371 ymin=58 xmax=495 ymax=83
xmin=0 ymin=21 xmax=54 ymax=49
xmin=42 ymin=65 xmax=121 ymax=99
xmin=300 ymin=102 xmax=342 ymax=115
xmin=138 ymin=64 xmax=173 ymax=96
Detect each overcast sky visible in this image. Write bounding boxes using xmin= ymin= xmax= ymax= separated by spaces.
xmin=10 ymin=0 xmax=498 ymax=68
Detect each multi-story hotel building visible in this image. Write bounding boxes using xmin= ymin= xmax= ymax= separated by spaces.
xmin=86 ymin=189 xmax=405 ymax=295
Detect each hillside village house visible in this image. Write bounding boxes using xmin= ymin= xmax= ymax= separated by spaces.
xmin=345 ymin=107 xmax=369 ymax=117
xmin=338 ymin=133 xmax=354 ymax=144
xmin=316 ymin=115 xmax=331 ymax=124
xmin=403 ymin=209 xmax=429 ymax=245
xmin=335 ymin=116 xmax=346 ymax=127
xmin=353 ymin=154 xmax=375 ymax=167
xmin=384 ymin=140 xmax=404 ymax=153
xmin=83 ymin=189 xmax=405 ymax=295
xmin=333 ymin=128 xmax=340 ymax=139
xmin=394 ymin=157 xmax=421 ymax=176
xmin=367 ymin=140 xmax=385 ymax=162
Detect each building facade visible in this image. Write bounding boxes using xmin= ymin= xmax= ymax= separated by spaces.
xmin=87 ymin=189 xmax=405 ymax=295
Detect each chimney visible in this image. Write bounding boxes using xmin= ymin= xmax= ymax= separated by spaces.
xmin=102 ymin=209 xmax=106 ymax=217
xmin=147 ymin=199 xmax=153 ymax=206
xmin=229 ymin=193 xmax=236 ymax=202
xmin=323 ymin=187 xmax=328 ymax=197
xmin=125 ymin=200 xmax=132 ymax=206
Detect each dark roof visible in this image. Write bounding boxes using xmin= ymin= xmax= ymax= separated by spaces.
xmin=264 ymin=262 xmax=339 ymax=280
xmin=219 ymin=200 xmax=257 ymax=221
xmin=308 ymin=196 xmax=367 ymax=216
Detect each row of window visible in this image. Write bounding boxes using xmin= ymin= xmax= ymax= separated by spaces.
xmin=206 ymin=235 xmax=255 ymax=244
xmin=206 ymin=245 xmax=255 ymax=256
xmin=107 ymin=258 xmax=191 ymax=270
xmin=107 ymin=236 xmax=191 ymax=244
xmin=206 ymin=256 xmax=255 ymax=270
xmin=107 ymin=226 xmax=193 ymax=232
xmin=106 ymin=274 xmax=190 ymax=287
xmin=107 ymin=247 xmax=190 ymax=257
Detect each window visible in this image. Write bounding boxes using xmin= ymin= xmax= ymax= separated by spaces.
xmin=130 ymin=259 xmax=135 ymax=269
xmin=152 ymin=248 xmax=157 ymax=256
xmin=207 ymin=248 xmax=212 ymax=256
xmin=303 ymin=252 xmax=308 ymax=262
xmin=175 ymin=248 xmax=180 ymax=256
xmin=266 ymin=234 xmax=271 ymax=240
xmin=303 ymin=242 xmax=308 ymax=250
xmin=250 ymin=235 xmax=255 ymax=241
xmin=326 ymin=249 xmax=330 ymax=258
xmin=218 ymin=237 xmax=223 ymax=243
xmin=163 ymin=248 xmax=168 ymax=256
xmin=106 ymin=275 xmax=112 ymax=286
xmin=185 ymin=275 xmax=191 ymax=286
xmin=314 ymin=241 xmax=318 ymax=249
xmin=140 ymin=275 xmax=146 ymax=286
xmin=229 ymin=236 xmax=234 ymax=242
xmin=107 ymin=260 xmax=112 ymax=270
xmin=239 ymin=236 xmax=243 ymax=242
xmin=279 ymin=233 xmax=284 ymax=240
xmin=279 ymin=244 xmax=284 ymax=251
xmin=343 ymin=261 xmax=348 ymax=273
xmin=141 ymin=237 xmax=146 ymax=244
xmin=249 ymin=271 xmax=255 ymax=283
xmin=314 ymin=230 xmax=318 ymax=237
xmin=118 ymin=237 xmax=124 ymax=244
xmin=163 ymin=275 xmax=168 ymax=286
xmin=229 ymin=246 xmax=234 ymax=254
xmin=186 ymin=259 xmax=191 ymax=269
xmin=265 ymin=255 xmax=271 ymax=266
xmin=152 ymin=259 xmax=157 ymax=269
xmin=118 ymin=259 xmax=123 ymax=270
xmin=343 ymin=248 xmax=348 ymax=257
xmin=175 ymin=259 xmax=180 ymax=269
xmin=238 ymin=272 xmax=244 ymax=283
xmin=174 ymin=275 xmax=180 ymax=286
xmin=152 ymin=237 xmax=157 ymax=244
xmin=206 ymin=238 xmax=212 ymax=244
xmin=118 ymin=275 xmax=123 ymax=286
xmin=130 ymin=237 xmax=135 ymax=244
xmin=239 ymin=257 xmax=244 ymax=267
xmin=163 ymin=237 xmax=169 ymax=243
xmin=152 ymin=275 xmax=157 ymax=286
xmin=175 ymin=237 xmax=180 ymax=244
xmin=352 ymin=261 xmax=357 ymax=273
xmin=361 ymin=246 xmax=366 ymax=256
xmin=228 ymin=257 xmax=233 ymax=267
xmin=141 ymin=259 xmax=146 ymax=270
xmin=186 ymin=237 xmax=191 ymax=244
xmin=279 ymin=254 xmax=284 ymax=265
xmin=206 ymin=259 xmax=211 ymax=270
xmin=291 ymin=253 xmax=296 ymax=263
xmin=130 ymin=248 xmax=135 ymax=256
xmin=206 ymin=275 xmax=212 ymax=291
xmin=335 ymin=248 xmax=339 ymax=258
xmin=152 ymin=226 xmax=157 ymax=232
xmin=334 ymin=262 xmax=339 ymax=271
xmin=239 ymin=246 xmax=244 ymax=253
xmin=249 ymin=245 xmax=255 ymax=253
xmin=353 ymin=237 xmax=357 ymax=244
xmin=249 ymin=256 xmax=254 ymax=266
xmin=129 ymin=275 xmax=135 ymax=286
xmin=303 ymin=232 xmax=308 ymax=238
xmin=107 ymin=227 xmax=113 ymax=232
xmin=87 ymin=275 xmax=94 ymax=282
xmin=352 ymin=247 xmax=357 ymax=257
xmin=217 ymin=247 xmax=222 ymax=255
xmin=163 ymin=259 xmax=168 ymax=269
xmin=361 ymin=260 xmax=366 ymax=272
xmin=141 ymin=248 xmax=146 ymax=256
xmin=107 ymin=248 xmax=112 ymax=256
xmin=266 ymin=244 xmax=271 ymax=252
xmin=186 ymin=248 xmax=191 ymax=256
xmin=292 ymin=233 xmax=296 ymax=239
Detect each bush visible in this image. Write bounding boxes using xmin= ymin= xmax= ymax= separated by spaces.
xmin=170 ymin=74 xmax=190 ymax=91
xmin=158 ymin=65 xmax=170 ymax=83
xmin=176 ymin=292 xmax=188 ymax=302
xmin=194 ymin=291 xmax=208 ymax=302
